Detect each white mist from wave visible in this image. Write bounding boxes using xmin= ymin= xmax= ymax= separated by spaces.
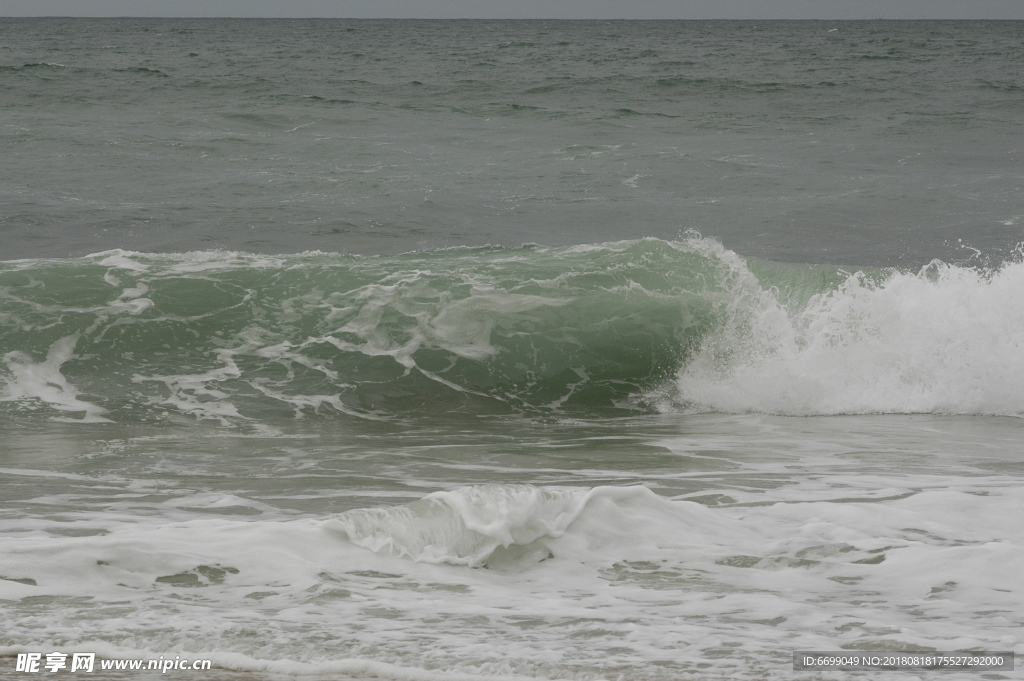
xmin=652 ymin=249 xmax=1024 ymax=416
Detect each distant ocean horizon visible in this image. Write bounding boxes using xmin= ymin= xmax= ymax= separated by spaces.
xmin=2 ymin=18 xmax=1022 ymax=680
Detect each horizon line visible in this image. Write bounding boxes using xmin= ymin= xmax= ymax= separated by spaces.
xmin=2 ymin=16 xmax=1022 ymax=20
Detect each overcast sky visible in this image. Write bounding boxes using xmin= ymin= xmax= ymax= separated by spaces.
xmin=1 ymin=0 xmax=1022 ymax=20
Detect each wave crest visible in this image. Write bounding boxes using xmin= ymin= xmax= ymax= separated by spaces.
xmin=652 ymin=257 xmax=1024 ymax=416
xmin=326 ymin=484 xmax=592 ymax=567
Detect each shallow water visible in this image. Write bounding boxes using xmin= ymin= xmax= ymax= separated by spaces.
xmin=3 ymin=413 xmax=1021 ymax=680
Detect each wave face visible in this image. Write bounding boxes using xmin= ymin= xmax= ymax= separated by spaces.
xmin=2 ymin=236 xmax=1023 ymax=422
xmin=0 ymin=238 xmax=724 ymax=423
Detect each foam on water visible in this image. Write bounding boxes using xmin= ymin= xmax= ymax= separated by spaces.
xmin=653 ymin=254 xmax=1024 ymax=416
xmin=329 ymin=484 xmax=591 ymax=566
xmin=1 ymin=479 xmax=1020 ymax=680
xmin=0 ymin=335 xmax=111 ymax=423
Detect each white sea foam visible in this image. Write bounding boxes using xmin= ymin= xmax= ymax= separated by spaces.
xmin=2 ymin=480 xmax=1019 ymax=680
xmin=654 ymin=250 xmax=1024 ymax=416
xmin=0 ymin=335 xmax=111 ymax=422
xmin=131 ymin=348 xmax=248 ymax=425
xmin=326 ymin=484 xmax=592 ymax=566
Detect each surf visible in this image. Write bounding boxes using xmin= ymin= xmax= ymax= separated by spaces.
xmin=2 ymin=236 xmax=1022 ymax=424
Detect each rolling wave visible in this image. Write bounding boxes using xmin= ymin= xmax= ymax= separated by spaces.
xmin=2 ymin=236 xmax=1021 ymax=423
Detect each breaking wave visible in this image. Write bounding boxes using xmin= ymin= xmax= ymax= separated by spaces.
xmin=2 ymin=236 xmax=1022 ymax=423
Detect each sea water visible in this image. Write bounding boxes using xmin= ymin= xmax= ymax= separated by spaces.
xmin=1 ymin=19 xmax=1022 ymax=681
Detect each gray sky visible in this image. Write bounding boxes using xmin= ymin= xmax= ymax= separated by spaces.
xmin=1 ymin=0 xmax=1023 ymax=19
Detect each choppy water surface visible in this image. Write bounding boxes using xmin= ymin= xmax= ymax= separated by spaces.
xmin=2 ymin=19 xmax=1022 ymax=264
xmin=1 ymin=19 xmax=1023 ymax=681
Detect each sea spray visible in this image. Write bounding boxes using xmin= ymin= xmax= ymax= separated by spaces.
xmin=652 ymin=255 xmax=1024 ymax=415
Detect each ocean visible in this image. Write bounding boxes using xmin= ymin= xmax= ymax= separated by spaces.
xmin=1 ymin=18 xmax=1022 ymax=681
